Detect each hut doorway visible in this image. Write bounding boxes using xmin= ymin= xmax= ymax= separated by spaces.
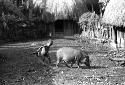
xmin=54 ymin=20 xmax=64 ymax=36
xmin=54 ymin=20 xmax=79 ymax=36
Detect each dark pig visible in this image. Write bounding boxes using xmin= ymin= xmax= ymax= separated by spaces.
xmin=32 ymin=39 xmax=53 ymax=63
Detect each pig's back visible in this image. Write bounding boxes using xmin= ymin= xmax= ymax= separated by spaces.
xmin=59 ymin=47 xmax=79 ymax=57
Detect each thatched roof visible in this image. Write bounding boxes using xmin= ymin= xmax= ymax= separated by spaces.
xmin=102 ymin=0 xmax=125 ymax=27
xmin=99 ymin=0 xmax=109 ymax=3
xmin=33 ymin=0 xmax=88 ymax=21
xmin=33 ymin=0 xmax=46 ymax=8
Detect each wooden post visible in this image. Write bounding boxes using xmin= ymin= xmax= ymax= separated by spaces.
xmin=121 ymin=31 xmax=125 ymax=49
xmin=117 ymin=30 xmax=121 ymax=48
xmin=116 ymin=26 xmax=125 ymax=49
xmin=110 ymin=26 xmax=117 ymax=49
xmin=100 ymin=25 xmax=103 ymax=38
xmin=110 ymin=26 xmax=113 ymax=39
xmin=107 ymin=26 xmax=110 ymax=39
xmin=53 ymin=22 xmax=55 ymax=36
xmin=112 ymin=27 xmax=116 ymax=42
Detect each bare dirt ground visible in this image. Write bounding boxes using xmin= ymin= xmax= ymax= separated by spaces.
xmin=0 ymin=37 xmax=125 ymax=85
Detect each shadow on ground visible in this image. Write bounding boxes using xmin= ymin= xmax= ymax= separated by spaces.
xmin=0 ymin=36 xmax=76 ymax=46
xmin=0 ymin=48 xmax=56 ymax=85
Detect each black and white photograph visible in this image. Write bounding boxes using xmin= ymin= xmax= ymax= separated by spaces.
xmin=0 ymin=0 xmax=125 ymax=85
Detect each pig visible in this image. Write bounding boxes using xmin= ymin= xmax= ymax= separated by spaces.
xmin=56 ymin=47 xmax=90 ymax=68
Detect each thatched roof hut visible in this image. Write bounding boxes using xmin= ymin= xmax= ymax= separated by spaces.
xmin=33 ymin=0 xmax=88 ymax=21
xmin=101 ymin=0 xmax=125 ymax=49
xmin=32 ymin=0 xmax=90 ymax=36
xmin=102 ymin=0 xmax=125 ymax=27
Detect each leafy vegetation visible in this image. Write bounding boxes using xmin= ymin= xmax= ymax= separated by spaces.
xmin=0 ymin=0 xmax=49 ymax=41
xmin=79 ymin=12 xmax=99 ymax=29
xmin=79 ymin=12 xmax=100 ymax=38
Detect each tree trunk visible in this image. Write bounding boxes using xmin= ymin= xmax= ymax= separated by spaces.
xmin=29 ymin=9 xmax=32 ymax=19
xmin=28 ymin=0 xmax=33 ymax=20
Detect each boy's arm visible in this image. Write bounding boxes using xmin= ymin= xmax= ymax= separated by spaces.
xmin=36 ymin=46 xmax=44 ymax=52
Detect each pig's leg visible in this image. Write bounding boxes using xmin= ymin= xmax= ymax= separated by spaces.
xmin=56 ymin=57 xmax=61 ymax=68
xmin=84 ymin=56 xmax=90 ymax=67
xmin=77 ymin=59 xmax=81 ymax=68
xmin=70 ymin=62 xmax=74 ymax=68
xmin=63 ymin=60 xmax=71 ymax=68
xmin=70 ymin=60 xmax=75 ymax=68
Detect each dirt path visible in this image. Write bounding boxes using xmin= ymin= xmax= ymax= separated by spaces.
xmin=0 ymin=38 xmax=125 ymax=85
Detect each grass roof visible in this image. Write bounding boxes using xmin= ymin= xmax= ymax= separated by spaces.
xmin=102 ymin=0 xmax=125 ymax=27
xmin=99 ymin=0 xmax=109 ymax=3
xmin=33 ymin=0 xmax=88 ymax=21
